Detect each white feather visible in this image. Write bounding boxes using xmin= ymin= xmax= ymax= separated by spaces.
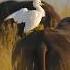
xmin=5 ymin=8 xmax=28 ymax=23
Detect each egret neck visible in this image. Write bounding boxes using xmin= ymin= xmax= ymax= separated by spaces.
xmin=33 ymin=0 xmax=45 ymax=17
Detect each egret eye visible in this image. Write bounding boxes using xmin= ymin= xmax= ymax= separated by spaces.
xmin=39 ymin=2 xmax=41 ymax=4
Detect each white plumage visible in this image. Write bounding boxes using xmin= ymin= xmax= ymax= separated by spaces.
xmin=5 ymin=8 xmax=28 ymax=23
xmin=5 ymin=0 xmax=45 ymax=33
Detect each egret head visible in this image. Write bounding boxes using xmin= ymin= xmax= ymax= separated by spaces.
xmin=33 ymin=0 xmax=43 ymax=6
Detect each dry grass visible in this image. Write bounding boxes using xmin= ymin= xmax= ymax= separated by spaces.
xmin=0 ymin=19 xmax=17 ymax=70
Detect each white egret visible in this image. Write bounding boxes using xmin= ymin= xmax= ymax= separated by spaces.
xmin=5 ymin=0 xmax=45 ymax=33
